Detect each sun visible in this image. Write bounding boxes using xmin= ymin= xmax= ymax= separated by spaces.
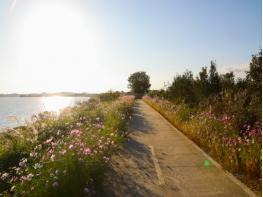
xmin=16 ymin=1 xmax=102 ymax=92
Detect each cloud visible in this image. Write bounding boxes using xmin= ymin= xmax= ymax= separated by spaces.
xmin=218 ymin=63 xmax=249 ymax=79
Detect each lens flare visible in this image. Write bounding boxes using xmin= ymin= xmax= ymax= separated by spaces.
xmin=10 ymin=0 xmax=17 ymax=13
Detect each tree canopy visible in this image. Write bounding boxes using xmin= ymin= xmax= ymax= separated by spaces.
xmin=128 ymin=72 xmax=151 ymax=94
xmin=148 ymin=50 xmax=262 ymax=128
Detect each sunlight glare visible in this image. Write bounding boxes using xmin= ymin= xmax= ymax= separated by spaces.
xmin=16 ymin=2 xmax=102 ymax=92
xmin=41 ymin=96 xmax=73 ymax=112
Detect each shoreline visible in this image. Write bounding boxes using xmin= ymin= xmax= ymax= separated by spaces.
xmin=0 ymin=96 xmax=90 ymax=133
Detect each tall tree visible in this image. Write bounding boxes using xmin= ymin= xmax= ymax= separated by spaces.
xmin=208 ymin=61 xmax=221 ymax=95
xmin=128 ymin=72 xmax=151 ymax=95
xmin=246 ymin=50 xmax=262 ymax=96
xmin=196 ymin=66 xmax=209 ymax=98
xmin=220 ymin=72 xmax=235 ymax=91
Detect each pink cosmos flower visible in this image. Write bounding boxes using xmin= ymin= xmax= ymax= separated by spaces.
xmin=60 ymin=149 xmax=67 ymax=155
xmin=48 ymin=149 xmax=54 ymax=155
xmin=84 ymin=148 xmax=91 ymax=155
xmin=70 ymin=129 xmax=81 ymax=136
xmin=20 ymin=176 xmax=27 ymax=182
xmin=103 ymin=156 xmax=110 ymax=162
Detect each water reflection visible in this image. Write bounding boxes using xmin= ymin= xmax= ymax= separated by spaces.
xmin=0 ymin=96 xmax=89 ymax=129
xmin=41 ymin=96 xmax=74 ymax=113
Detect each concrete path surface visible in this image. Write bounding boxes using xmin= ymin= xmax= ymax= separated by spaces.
xmin=102 ymin=100 xmax=256 ymax=197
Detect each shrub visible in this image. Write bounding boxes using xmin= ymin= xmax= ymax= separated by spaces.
xmin=98 ymin=91 xmax=121 ymax=101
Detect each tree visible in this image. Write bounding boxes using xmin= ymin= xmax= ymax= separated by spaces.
xmin=220 ymin=72 xmax=235 ymax=91
xmin=196 ymin=66 xmax=209 ymax=98
xmin=167 ymin=70 xmax=196 ymax=104
xmin=128 ymin=72 xmax=151 ymax=95
xmin=244 ymin=50 xmax=262 ymax=122
xmin=246 ymin=50 xmax=262 ymax=96
xmin=208 ymin=61 xmax=221 ymax=95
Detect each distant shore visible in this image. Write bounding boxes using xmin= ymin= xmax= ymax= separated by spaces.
xmin=0 ymin=92 xmax=97 ymax=97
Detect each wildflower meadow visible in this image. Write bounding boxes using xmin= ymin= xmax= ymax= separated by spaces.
xmin=0 ymin=95 xmax=134 ymax=196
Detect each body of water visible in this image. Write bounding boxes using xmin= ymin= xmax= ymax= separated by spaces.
xmin=0 ymin=96 xmax=89 ymax=129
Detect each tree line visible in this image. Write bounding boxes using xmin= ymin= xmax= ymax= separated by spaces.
xmin=128 ymin=50 xmax=262 ymax=131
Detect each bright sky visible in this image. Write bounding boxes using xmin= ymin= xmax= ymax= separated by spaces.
xmin=0 ymin=0 xmax=261 ymax=93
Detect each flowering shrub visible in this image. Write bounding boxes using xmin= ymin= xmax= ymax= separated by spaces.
xmin=143 ymin=96 xmax=261 ymax=186
xmin=0 ymin=96 xmax=134 ymax=196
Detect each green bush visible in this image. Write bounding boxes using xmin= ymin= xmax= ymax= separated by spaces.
xmin=98 ymin=91 xmax=121 ymax=101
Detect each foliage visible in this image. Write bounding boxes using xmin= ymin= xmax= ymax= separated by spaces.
xmin=208 ymin=61 xmax=221 ymax=95
xmin=149 ymin=51 xmax=262 ymax=126
xmin=167 ymin=70 xmax=196 ymax=105
xmin=247 ymin=50 xmax=262 ymax=96
xmin=0 ymin=96 xmax=134 ymax=196
xmin=128 ymin=72 xmax=151 ymax=95
xmin=144 ymin=50 xmax=262 ymax=191
xmin=98 ymin=91 xmax=121 ymax=101
xmin=143 ymin=96 xmax=261 ymax=186
xmin=195 ymin=66 xmax=210 ymax=100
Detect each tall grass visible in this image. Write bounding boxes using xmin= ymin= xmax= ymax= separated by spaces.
xmin=0 ymin=95 xmax=134 ymax=196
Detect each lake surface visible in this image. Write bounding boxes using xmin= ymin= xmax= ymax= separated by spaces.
xmin=0 ymin=96 xmax=89 ymax=130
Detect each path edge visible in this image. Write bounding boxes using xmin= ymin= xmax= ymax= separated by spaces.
xmin=149 ymin=144 xmax=165 ymax=185
xmin=142 ymin=100 xmax=258 ymax=197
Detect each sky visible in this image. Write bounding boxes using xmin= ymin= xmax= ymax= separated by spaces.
xmin=0 ymin=0 xmax=261 ymax=93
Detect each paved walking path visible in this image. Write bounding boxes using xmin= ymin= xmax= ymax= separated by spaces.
xmin=103 ymin=100 xmax=256 ymax=197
